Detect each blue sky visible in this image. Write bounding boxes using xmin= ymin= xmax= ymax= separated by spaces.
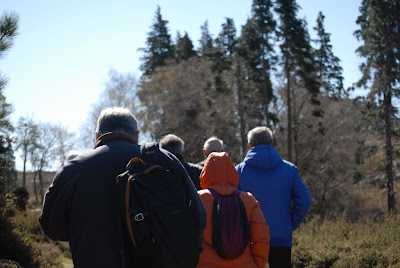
xmin=2 ymin=0 xmax=362 ymax=138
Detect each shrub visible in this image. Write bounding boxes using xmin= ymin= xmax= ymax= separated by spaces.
xmin=12 ymin=187 xmax=29 ymax=211
xmin=0 ymin=213 xmax=40 ymax=268
xmin=292 ymin=213 xmax=400 ymax=267
xmin=0 ymin=260 xmax=21 ymax=268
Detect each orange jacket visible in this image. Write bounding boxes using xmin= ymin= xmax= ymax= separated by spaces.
xmin=197 ymin=152 xmax=270 ymax=268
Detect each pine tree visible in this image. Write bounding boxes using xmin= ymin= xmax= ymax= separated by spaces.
xmin=275 ymin=0 xmax=320 ymax=162
xmin=139 ymin=6 xmax=174 ymax=76
xmin=313 ymin=11 xmax=345 ymax=98
xmin=0 ymin=11 xmax=18 ymax=204
xmin=210 ymin=17 xmax=236 ymax=93
xmin=175 ymin=31 xmax=197 ymax=62
xmin=355 ymin=0 xmax=400 ymax=212
xmin=245 ymin=0 xmax=277 ymax=127
xmin=198 ymin=20 xmax=214 ymax=58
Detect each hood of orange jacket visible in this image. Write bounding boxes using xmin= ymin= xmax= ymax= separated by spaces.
xmin=200 ymin=152 xmax=238 ymax=190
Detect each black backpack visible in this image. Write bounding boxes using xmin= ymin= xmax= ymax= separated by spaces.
xmin=116 ymin=142 xmax=207 ymax=268
xmin=210 ymin=188 xmax=250 ymax=259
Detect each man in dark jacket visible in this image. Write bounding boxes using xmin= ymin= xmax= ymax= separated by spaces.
xmin=159 ymin=134 xmax=202 ymax=190
xmin=236 ymin=126 xmax=311 ymax=268
xmin=39 ymin=107 xmax=205 ymax=267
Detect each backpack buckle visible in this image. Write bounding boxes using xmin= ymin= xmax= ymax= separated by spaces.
xmin=134 ymin=213 xmax=145 ymax=222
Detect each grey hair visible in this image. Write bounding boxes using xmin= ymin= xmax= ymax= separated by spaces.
xmin=95 ymin=107 xmax=139 ymax=136
xmin=203 ymin=136 xmax=224 ymax=155
xmin=247 ymin=126 xmax=273 ymax=147
xmin=159 ymin=134 xmax=184 ymax=155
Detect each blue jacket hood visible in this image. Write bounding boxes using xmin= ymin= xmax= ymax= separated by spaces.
xmin=244 ymin=144 xmax=282 ymax=170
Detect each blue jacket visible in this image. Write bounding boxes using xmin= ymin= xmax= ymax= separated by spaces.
xmin=236 ymin=145 xmax=311 ymax=247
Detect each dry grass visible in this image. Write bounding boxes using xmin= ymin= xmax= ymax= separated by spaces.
xmin=292 ymin=213 xmax=400 ymax=267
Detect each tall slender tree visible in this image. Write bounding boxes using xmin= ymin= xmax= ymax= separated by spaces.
xmin=355 ymin=0 xmax=400 ymax=211
xmin=213 ymin=18 xmax=249 ymax=157
xmin=0 ymin=11 xmax=18 ymax=201
xmin=15 ymin=116 xmax=40 ymax=188
xmin=313 ymin=11 xmax=345 ymax=98
xmin=236 ymin=0 xmax=277 ymax=153
xmin=198 ymin=20 xmax=214 ymax=58
xmin=275 ymin=0 xmax=320 ymax=162
xmin=238 ymin=19 xmax=265 ymax=128
xmin=139 ymin=6 xmax=174 ymax=77
xmin=251 ymin=0 xmax=277 ymax=127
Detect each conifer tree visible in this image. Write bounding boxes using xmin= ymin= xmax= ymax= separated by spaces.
xmin=243 ymin=0 xmax=277 ymax=127
xmin=198 ymin=20 xmax=213 ymax=58
xmin=139 ymin=6 xmax=174 ymax=76
xmin=275 ymin=0 xmax=320 ymax=162
xmin=0 ymin=11 xmax=18 ymax=201
xmin=355 ymin=0 xmax=400 ymax=211
xmin=175 ymin=31 xmax=197 ymax=62
xmin=313 ymin=11 xmax=345 ymax=98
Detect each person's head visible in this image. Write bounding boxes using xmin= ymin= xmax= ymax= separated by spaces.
xmin=67 ymin=150 xmax=81 ymax=161
xmin=200 ymin=152 xmax=238 ymax=189
xmin=247 ymin=126 xmax=273 ymax=148
xmin=159 ymin=134 xmax=184 ymax=156
xmin=95 ymin=107 xmax=139 ymax=143
xmin=202 ymin=136 xmax=224 ymax=157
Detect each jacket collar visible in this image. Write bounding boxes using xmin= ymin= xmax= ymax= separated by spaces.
xmin=94 ymin=132 xmax=136 ymax=149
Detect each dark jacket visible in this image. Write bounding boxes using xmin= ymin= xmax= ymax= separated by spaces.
xmin=197 ymin=159 xmax=206 ymax=168
xmin=39 ymin=133 xmax=142 ymax=267
xmin=236 ymin=145 xmax=311 ymax=247
xmin=175 ymin=154 xmax=202 ymax=190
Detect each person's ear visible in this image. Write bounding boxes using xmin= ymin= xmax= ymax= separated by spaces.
xmin=95 ymin=132 xmax=100 ymax=141
xmin=248 ymin=143 xmax=253 ymax=149
xmin=133 ymin=131 xmax=140 ymax=144
xmin=203 ymin=149 xmax=207 ymax=157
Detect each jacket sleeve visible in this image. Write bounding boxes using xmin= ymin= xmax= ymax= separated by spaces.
xmin=291 ymin=169 xmax=311 ymax=231
xmin=38 ymin=166 xmax=77 ymax=241
xmin=248 ymin=194 xmax=270 ymax=268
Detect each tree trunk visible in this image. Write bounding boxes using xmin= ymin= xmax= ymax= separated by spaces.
xmin=383 ymin=89 xmax=395 ymax=212
xmin=286 ymin=61 xmax=293 ymax=162
xmin=38 ymin=168 xmax=45 ymax=205
xmin=22 ymin=149 xmax=27 ymax=188
xmin=262 ymin=57 xmax=270 ymax=127
xmin=236 ymin=59 xmax=247 ymax=158
xmin=33 ymin=170 xmax=38 ymax=205
xmin=293 ymin=83 xmax=298 ymax=165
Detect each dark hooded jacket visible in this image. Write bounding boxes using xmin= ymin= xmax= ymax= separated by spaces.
xmin=173 ymin=153 xmax=202 ymax=190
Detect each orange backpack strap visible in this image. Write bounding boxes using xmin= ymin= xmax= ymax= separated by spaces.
xmin=125 ymin=174 xmax=138 ymax=247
